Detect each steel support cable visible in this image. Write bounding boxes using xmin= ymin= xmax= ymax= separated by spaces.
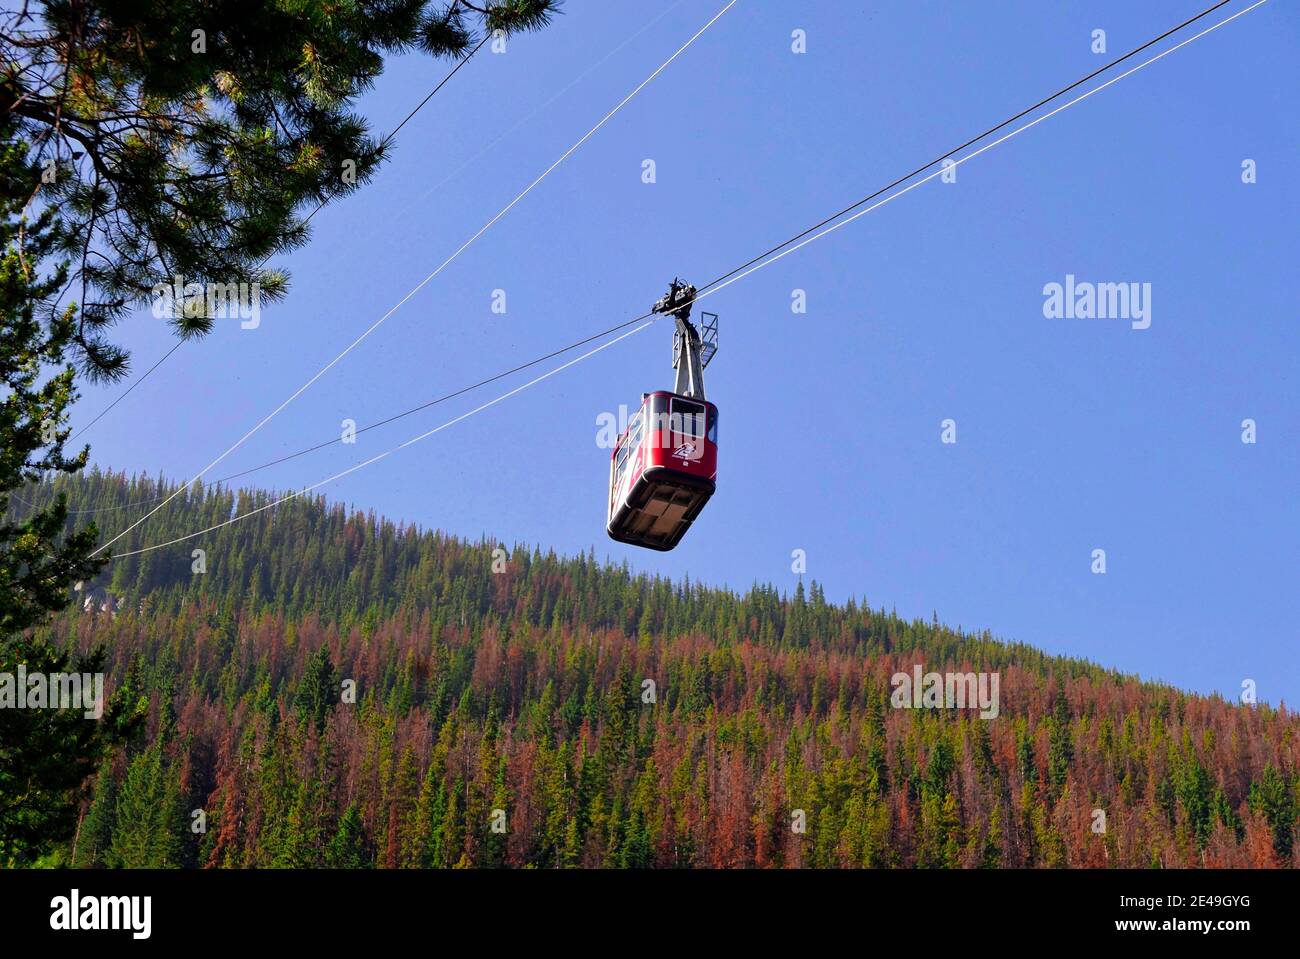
xmin=92 ymin=0 xmax=741 ymax=557
xmin=69 ymin=33 xmax=492 ymax=441
xmin=77 ymin=0 xmax=1252 ymax=516
xmin=31 ymin=5 xmax=692 ymax=517
xmin=110 ymin=321 xmax=657 ymax=556
xmin=106 ymin=0 xmax=1268 ymax=557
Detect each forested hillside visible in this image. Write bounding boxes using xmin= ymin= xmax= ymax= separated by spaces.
xmin=11 ymin=470 xmax=1298 ymax=868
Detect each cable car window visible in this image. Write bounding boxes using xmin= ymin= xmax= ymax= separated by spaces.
xmin=646 ymin=408 xmax=671 ymax=449
xmin=615 ymin=441 xmax=629 ymax=474
xmin=670 ymin=398 xmax=706 ymax=438
xmin=627 ymin=411 xmax=643 ymax=449
xmin=707 ymin=407 xmax=717 ymax=443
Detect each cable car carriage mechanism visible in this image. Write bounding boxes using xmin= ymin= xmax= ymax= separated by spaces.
xmin=607 ymin=279 xmax=719 ymax=551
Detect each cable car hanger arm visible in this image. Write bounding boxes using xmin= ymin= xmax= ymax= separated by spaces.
xmin=654 ymin=278 xmax=707 ymax=401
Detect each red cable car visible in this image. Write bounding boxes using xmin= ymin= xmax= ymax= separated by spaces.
xmin=607 ymin=280 xmax=719 ymax=551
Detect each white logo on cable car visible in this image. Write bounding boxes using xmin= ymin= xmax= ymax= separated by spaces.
xmin=674 ymin=442 xmax=698 ymax=460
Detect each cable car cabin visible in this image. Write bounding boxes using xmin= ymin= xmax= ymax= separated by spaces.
xmin=607 ymin=390 xmax=718 ymax=551
xmin=607 ymin=277 xmax=719 ymax=551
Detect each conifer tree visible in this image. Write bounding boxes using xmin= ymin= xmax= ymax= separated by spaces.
xmin=326 ymin=802 xmax=372 ymax=869
xmin=1047 ymin=677 xmax=1074 ymax=793
xmin=107 ymin=742 xmax=186 ymax=868
xmin=1248 ymin=764 xmax=1295 ymax=862
xmin=413 ymin=766 xmax=448 ymax=869
xmin=1 ymin=1 xmax=561 ymax=367
xmin=71 ymin=759 xmax=118 ymax=868
xmin=296 ymin=646 xmax=339 ymax=734
xmin=0 ymin=128 xmax=143 ymax=864
xmin=982 ymin=802 xmax=1003 ymax=868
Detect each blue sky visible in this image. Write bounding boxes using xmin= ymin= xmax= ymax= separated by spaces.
xmin=72 ymin=1 xmax=1298 ymax=704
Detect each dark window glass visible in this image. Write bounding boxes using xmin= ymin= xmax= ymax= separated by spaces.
xmin=670 ymin=398 xmax=706 ymax=438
